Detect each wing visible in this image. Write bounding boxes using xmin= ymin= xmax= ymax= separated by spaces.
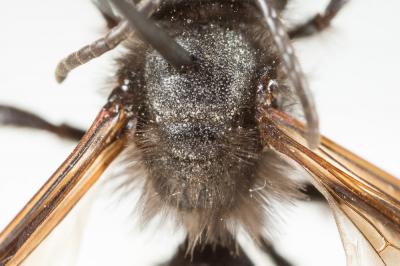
xmin=0 ymin=101 xmax=130 ymax=265
xmin=258 ymin=108 xmax=400 ymax=266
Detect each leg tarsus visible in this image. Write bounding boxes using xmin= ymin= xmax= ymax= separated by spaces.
xmin=0 ymin=105 xmax=85 ymax=141
xmin=289 ymin=0 xmax=349 ymax=39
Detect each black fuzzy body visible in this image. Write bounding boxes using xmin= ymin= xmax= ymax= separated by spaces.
xmin=143 ymin=25 xmax=261 ymax=210
xmin=116 ymin=0 xmax=299 ymax=251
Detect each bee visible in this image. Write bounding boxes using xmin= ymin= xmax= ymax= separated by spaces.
xmin=0 ymin=0 xmax=399 ymax=265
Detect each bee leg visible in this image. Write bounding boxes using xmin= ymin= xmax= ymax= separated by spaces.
xmin=260 ymin=238 xmax=293 ymax=266
xmin=162 ymin=238 xmax=254 ymax=266
xmin=0 ymin=105 xmax=85 ymax=141
xmin=300 ymin=183 xmax=326 ymax=202
xmin=288 ymin=0 xmax=349 ymax=39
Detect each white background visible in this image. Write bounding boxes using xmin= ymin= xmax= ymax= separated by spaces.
xmin=0 ymin=0 xmax=399 ymax=265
